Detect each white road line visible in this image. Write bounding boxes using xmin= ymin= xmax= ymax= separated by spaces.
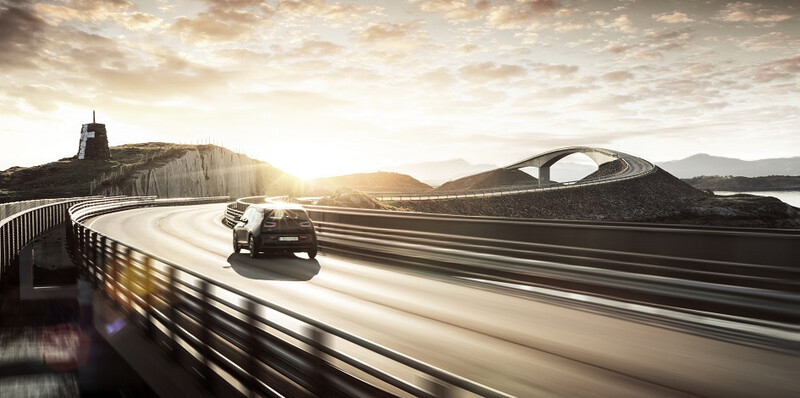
xmin=84 ymin=213 xmax=108 ymax=229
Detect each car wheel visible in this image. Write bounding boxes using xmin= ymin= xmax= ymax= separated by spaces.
xmin=307 ymin=244 xmax=317 ymax=259
xmin=233 ymin=234 xmax=240 ymax=254
xmin=249 ymin=235 xmax=258 ymax=258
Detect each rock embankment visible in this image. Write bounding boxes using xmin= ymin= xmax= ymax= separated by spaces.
xmin=100 ymin=146 xmax=300 ymax=198
xmin=435 ymin=169 xmax=538 ymax=191
xmin=316 ymin=188 xmax=402 ymax=210
xmin=394 ymin=167 xmax=800 ymax=228
xmin=581 ymin=159 xmax=627 ymax=181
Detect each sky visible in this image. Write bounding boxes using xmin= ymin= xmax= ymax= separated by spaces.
xmin=1 ymin=0 xmax=798 ymax=178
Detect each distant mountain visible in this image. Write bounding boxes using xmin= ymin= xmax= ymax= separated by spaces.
xmin=379 ymin=159 xmax=497 ymax=187
xmin=657 ymin=154 xmax=800 ymax=178
xmin=308 ymin=172 xmax=432 ymax=194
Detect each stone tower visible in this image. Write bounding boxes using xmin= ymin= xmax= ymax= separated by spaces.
xmin=77 ymin=111 xmax=111 ymax=160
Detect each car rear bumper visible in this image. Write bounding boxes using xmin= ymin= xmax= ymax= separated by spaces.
xmin=254 ymin=235 xmax=317 ymax=252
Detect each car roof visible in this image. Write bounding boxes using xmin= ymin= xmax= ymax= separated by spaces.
xmin=246 ymin=202 xmax=306 ymax=211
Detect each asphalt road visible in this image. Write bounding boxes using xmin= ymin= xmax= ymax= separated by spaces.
xmin=86 ymin=203 xmax=799 ymax=397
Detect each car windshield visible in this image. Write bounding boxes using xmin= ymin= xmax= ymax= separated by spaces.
xmin=266 ymin=209 xmax=309 ymax=221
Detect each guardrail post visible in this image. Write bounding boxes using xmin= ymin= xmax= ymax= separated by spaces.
xmin=423 ymin=378 xmax=452 ymax=398
xmin=167 ymin=267 xmax=179 ymax=362
xmin=307 ymin=326 xmax=329 ymax=396
xmin=82 ymin=227 xmax=90 ymax=270
xmin=245 ymin=299 xmax=259 ymax=397
xmin=109 ymin=240 xmax=118 ymax=301
xmin=121 ymin=246 xmax=132 ymax=312
xmin=199 ymin=280 xmax=213 ymax=390
xmin=99 ymin=236 xmax=107 ymax=291
xmin=91 ymin=232 xmax=99 ymax=288
xmin=144 ymin=256 xmax=154 ymax=339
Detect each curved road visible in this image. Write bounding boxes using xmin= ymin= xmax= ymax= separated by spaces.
xmin=86 ymin=203 xmax=799 ymax=397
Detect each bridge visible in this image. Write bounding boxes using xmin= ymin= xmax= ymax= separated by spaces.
xmin=374 ymin=146 xmax=655 ymax=201
xmin=1 ymin=156 xmax=799 ymax=396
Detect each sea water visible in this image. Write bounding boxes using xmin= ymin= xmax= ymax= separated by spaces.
xmin=714 ymin=191 xmax=800 ymax=208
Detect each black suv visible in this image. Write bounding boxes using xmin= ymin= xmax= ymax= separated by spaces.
xmin=233 ymin=203 xmax=318 ymax=259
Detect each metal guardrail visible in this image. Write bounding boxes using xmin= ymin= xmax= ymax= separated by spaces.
xmin=0 ymin=197 xmax=95 ymax=220
xmin=225 ymin=198 xmax=800 ymax=324
xmin=70 ymin=197 xmax=510 ymax=397
xmin=0 ymin=196 xmax=103 ymax=281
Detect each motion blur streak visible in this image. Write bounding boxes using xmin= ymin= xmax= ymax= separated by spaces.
xmin=87 ymin=203 xmax=800 ymax=397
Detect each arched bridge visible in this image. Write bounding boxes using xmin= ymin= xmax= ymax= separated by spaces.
xmin=503 ymin=146 xmax=627 ymax=186
xmin=375 ymin=146 xmax=655 ymax=201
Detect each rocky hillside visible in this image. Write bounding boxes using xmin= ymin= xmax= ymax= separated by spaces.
xmin=434 ymin=169 xmax=538 ymax=191
xmin=0 ymin=143 xmax=301 ymax=202
xmin=394 ymin=168 xmax=800 ymax=228
xmin=308 ymin=172 xmax=431 ymax=194
xmin=683 ymin=175 xmax=800 ymax=191
xmin=580 ymin=159 xmax=627 ymax=181
xmin=315 ymin=188 xmax=402 ymax=210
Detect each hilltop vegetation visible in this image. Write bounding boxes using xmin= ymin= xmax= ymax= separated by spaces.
xmin=683 ymin=175 xmax=800 ymax=191
xmin=0 ymin=143 xmax=199 ymax=202
xmin=0 ymin=143 xmax=300 ymax=203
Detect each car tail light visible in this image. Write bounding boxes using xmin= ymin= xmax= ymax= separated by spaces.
xmin=263 ymin=222 xmax=277 ymax=228
xmin=300 ymin=221 xmax=311 ymax=227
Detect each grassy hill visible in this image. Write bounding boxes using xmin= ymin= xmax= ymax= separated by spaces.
xmin=0 ymin=143 xmax=302 ymax=203
xmin=0 ymin=143 xmax=202 ymax=202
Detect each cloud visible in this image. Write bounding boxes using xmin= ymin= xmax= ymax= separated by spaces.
xmin=715 ymin=2 xmax=793 ymax=24
xmin=459 ymin=62 xmax=527 ymax=82
xmin=169 ymin=1 xmax=271 ymax=43
xmin=750 ymin=54 xmax=800 ymax=83
xmin=417 ymin=67 xmax=458 ymax=88
xmin=606 ymin=14 xmax=634 ymax=33
xmin=243 ymin=90 xmax=350 ymax=111
xmin=598 ymin=28 xmax=693 ymax=61
xmin=414 ymin=0 xmax=465 ymax=12
xmin=292 ymin=40 xmax=343 ymax=57
xmin=0 ymin=2 xmax=47 ymax=68
xmin=488 ymin=0 xmax=562 ymax=29
xmin=652 ymin=11 xmax=693 ymax=23
xmin=34 ymin=0 xmax=133 ymax=23
xmin=538 ymin=64 xmax=579 ymax=78
xmin=518 ymin=0 xmax=561 ymax=14
xmin=443 ymin=0 xmax=489 ymax=23
xmin=602 ymin=70 xmax=634 ymax=82
xmin=276 ymin=0 xmax=368 ymax=22
xmin=114 ymin=11 xmax=163 ymax=31
xmin=359 ymin=21 xmax=429 ymax=50
xmin=739 ymin=32 xmax=800 ymax=51
xmin=458 ymin=43 xmax=482 ymax=54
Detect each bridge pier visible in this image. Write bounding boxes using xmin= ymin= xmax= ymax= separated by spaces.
xmin=538 ymin=167 xmax=550 ymax=187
